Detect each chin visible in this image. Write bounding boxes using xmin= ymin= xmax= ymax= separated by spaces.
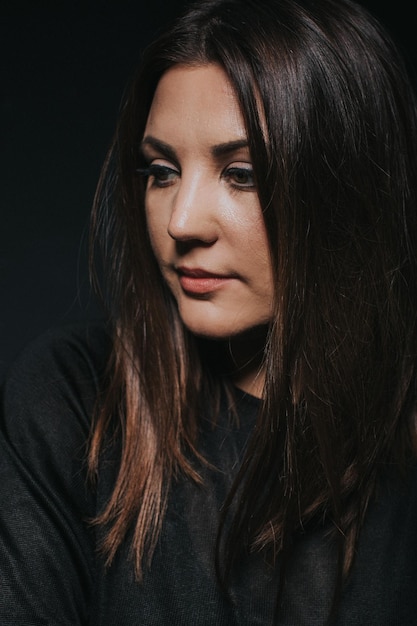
xmin=180 ymin=315 xmax=269 ymax=341
xmin=179 ymin=314 xmax=238 ymax=339
xmin=182 ymin=321 xmax=240 ymax=340
xmin=174 ymin=295 xmax=272 ymax=341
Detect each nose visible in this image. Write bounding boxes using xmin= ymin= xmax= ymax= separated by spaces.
xmin=167 ymin=172 xmax=218 ymax=244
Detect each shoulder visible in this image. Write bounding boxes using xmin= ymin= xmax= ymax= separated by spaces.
xmin=4 ymin=321 xmax=111 ymax=389
xmin=1 ymin=321 xmax=112 ymax=458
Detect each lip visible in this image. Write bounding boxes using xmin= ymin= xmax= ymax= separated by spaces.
xmin=176 ymin=266 xmax=234 ymax=295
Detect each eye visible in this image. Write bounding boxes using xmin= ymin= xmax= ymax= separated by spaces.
xmin=139 ymin=163 xmax=180 ymax=188
xmin=223 ymin=166 xmax=256 ymax=190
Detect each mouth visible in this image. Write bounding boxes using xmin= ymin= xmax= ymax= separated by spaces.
xmin=176 ymin=266 xmax=234 ymax=295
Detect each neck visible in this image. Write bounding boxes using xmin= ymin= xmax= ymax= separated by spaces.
xmin=224 ymin=325 xmax=268 ymax=399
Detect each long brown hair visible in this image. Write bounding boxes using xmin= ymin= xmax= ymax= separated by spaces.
xmin=89 ymin=0 xmax=417 ymax=602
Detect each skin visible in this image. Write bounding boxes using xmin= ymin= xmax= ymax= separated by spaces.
xmin=142 ymin=64 xmax=273 ymax=396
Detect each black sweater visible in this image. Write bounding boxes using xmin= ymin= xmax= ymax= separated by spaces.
xmin=1 ymin=324 xmax=417 ymax=625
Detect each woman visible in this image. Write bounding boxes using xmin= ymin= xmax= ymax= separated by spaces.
xmin=1 ymin=0 xmax=417 ymax=623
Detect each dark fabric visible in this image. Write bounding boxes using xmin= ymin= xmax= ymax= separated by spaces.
xmin=1 ymin=324 xmax=417 ymax=625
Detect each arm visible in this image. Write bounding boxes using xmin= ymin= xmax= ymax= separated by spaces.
xmin=0 ymin=325 xmax=109 ymax=624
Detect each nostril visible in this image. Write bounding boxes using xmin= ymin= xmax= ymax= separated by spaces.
xmin=175 ymin=239 xmax=215 ymax=254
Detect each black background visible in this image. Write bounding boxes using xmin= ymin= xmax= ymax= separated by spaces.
xmin=1 ymin=0 xmax=416 ymax=380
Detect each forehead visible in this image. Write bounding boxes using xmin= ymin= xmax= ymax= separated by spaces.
xmin=144 ymin=64 xmax=247 ymax=146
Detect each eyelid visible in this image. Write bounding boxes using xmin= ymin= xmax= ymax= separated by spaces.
xmin=222 ymin=159 xmax=253 ymax=172
xmin=149 ymin=163 xmax=179 ymax=176
xmin=225 ymin=163 xmax=253 ymax=171
xmin=137 ymin=158 xmax=180 ymax=176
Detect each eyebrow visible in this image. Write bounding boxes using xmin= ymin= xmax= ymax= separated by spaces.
xmin=140 ymin=136 xmax=178 ymax=163
xmin=140 ymin=135 xmax=250 ymax=160
xmin=211 ymin=138 xmax=249 ymax=158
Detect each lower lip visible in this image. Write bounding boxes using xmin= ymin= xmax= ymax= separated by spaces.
xmin=178 ymin=275 xmax=232 ymax=294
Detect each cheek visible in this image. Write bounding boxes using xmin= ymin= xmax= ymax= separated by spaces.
xmin=145 ymin=202 xmax=167 ymax=262
xmin=244 ymin=214 xmax=274 ymax=293
xmin=235 ymin=207 xmax=270 ymax=261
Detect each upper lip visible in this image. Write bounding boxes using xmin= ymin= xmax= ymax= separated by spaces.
xmin=176 ymin=266 xmax=231 ymax=278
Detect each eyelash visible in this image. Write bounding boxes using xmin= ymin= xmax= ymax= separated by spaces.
xmin=137 ymin=163 xmax=256 ymax=190
xmin=137 ymin=164 xmax=178 ymax=187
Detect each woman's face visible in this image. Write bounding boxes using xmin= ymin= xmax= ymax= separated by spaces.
xmin=143 ymin=63 xmax=273 ymax=339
